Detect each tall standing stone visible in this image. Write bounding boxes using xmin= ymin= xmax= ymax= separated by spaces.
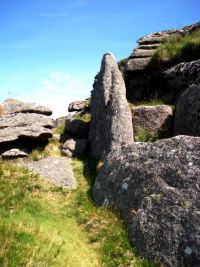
xmin=89 ymin=53 xmax=133 ymax=160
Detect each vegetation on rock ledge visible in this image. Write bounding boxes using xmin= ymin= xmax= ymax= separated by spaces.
xmin=150 ymin=29 xmax=200 ymax=67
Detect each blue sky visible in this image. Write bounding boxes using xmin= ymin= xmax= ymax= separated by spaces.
xmin=0 ymin=0 xmax=199 ymax=117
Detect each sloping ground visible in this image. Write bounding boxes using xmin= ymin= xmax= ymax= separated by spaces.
xmin=0 ymin=138 xmax=154 ymax=266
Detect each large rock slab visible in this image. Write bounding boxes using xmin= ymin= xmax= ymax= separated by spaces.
xmin=0 ymin=113 xmax=54 ymax=129
xmin=174 ymin=82 xmax=200 ymax=136
xmin=0 ymin=100 xmax=53 ymax=156
xmin=18 ymin=157 xmax=77 ymax=189
xmin=133 ymin=105 xmax=173 ymax=138
xmin=2 ymin=99 xmax=52 ymax=116
xmin=90 ymin=53 xmax=133 ymax=160
xmin=93 ymin=136 xmax=200 ymax=267
xmin=0 ymin=126 xmax=52 ymax=145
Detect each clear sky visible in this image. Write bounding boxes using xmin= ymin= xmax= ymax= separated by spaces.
xmin=0 ymin=0 xmax=199 ymax=118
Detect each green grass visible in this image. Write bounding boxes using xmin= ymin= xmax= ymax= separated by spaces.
xmin=71 ymin=112 xmax=91 ymax=122
xmin=134 ymin=126 xmax=160 ymax=143
xmin=28 ymin=137 xmax=62 ymax=161
xmin=150 ymin=29 xmax=200 ymax=68
xmin=118 ymin=58 xmax=128 ymax=68
xmin=0 ymin=154 xmax=155 ymax=266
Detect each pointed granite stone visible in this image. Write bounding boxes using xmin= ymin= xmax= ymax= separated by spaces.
xmin=89 ymin=52 xmax=134 ymax=160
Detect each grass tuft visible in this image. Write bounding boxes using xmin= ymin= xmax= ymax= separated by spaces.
xmin=150 ymin=29 xmax=200 ymax=68
xmin=71 ymin=112 xmax=91 ymax=122
xmin=134 ymin=126 xmax=160 ymax=143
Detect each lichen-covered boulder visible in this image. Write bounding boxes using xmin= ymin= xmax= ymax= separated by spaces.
xmin=89 ymin=52 xmax=133 ymax=160
xmin=174 ymin=82 xmax=200 ymax=136
xmin=93 ymin=136 xmax=200 ymax=267
xmin=132 ymin=105 xmax=173 ymax=138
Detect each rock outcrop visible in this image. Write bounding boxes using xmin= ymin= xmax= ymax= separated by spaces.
xmin=93 ymin=136 xmax=200 ymax=267
xmin=125 ymin=22 xmax=200 ymax=72
xmin=125 ymin=59 xmax=200 ymax=105
xmin=0 ymin=99 xmax=53 ymax=157
xmin=132 ymin=105 xmax=173 ymax=138
xmin=89 ymin=53 xmax=134 ymax=160
xmin=174 ymin=81 xmax=200 ymax=136
xmin=1 ymin=99 xmax=52 ymax=115
xmin=0 ymin=113 xmax=54 ymax=129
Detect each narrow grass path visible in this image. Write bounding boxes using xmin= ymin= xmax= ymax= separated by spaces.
xmin=0 ymin=139 xmax=154 ymax=266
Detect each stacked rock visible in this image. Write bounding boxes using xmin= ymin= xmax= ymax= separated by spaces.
xmin=0 ymin=99 xmax=53 ymax=158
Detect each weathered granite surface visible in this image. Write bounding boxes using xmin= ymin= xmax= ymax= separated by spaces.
xmin=0 ymin=126 xmax=52 ymax=145
xmin=174 ymin=81 xmax=200 ymax=136
xmin=1 ymin=99 xmax=52 ymax=115
xmin=125 ymin=21 xmax=200 ymax=72
xmin=0 ymin=113 xmax=54 ymax=129
xmin=93 ymin=136 xmax=200 ymax=267
xmin=132 ymin=105 xmax=173 ymax=138
xmin=89 ymin=52 xmax=133 ymax=160
xmin=0 ymin=100 xmax=53 ymax=157
xmin=68 ymin=99 xmax=90 ymax=113
xmin=18 ymin=157 xmax=77 ymax=189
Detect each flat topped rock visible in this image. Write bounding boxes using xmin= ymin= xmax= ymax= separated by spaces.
xmin=0 ymin=125 xmax=52 ymax=144
xmin=2 ymin=99 xmax=52 ymax=116
xmin=0 ymin=113 xmax=54 ymax=129
xmin=18 ymin=157 xmax=77 ymax=189
xmin=1 ymin=148 xmax=29 ymax=158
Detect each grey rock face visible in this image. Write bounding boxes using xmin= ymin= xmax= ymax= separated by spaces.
xmin=0 ymin=126 xmax=52 ymax=145
xmin=2 ymin=99 xmax=52 ymax=116
xmin=0 ymin=99 xmax=53 ymax=157
xmin=133 ymin=105 xmax=173 ymax=138
xmin=62 ymin=138 xmax=87 ymax=158
xmin=174 ymin=82 xmax=200 ymax=136
xmin=90 ymin=53 xmax=134 ymax=160
xmin=93 ymin=136 xmax=200 ymax=267
xmin=18 ymin=157 xmax=77 ymax=189
xmin=0 ymin=113 xmax=54 ymax=129
xmin=65 ymin=119 xmax=90 ymax=139
xmin=163 ymin=59 xmax=200 ymax=88
xmin=125 ymin=22 xmax=200 ymax=72
xmin=68 ymin=99 xmax=90 ymax=113
xmin=126 ymin=57 xmax=152 ymax=71
xmin=125 ymin=59 xmax=200 ymax=105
